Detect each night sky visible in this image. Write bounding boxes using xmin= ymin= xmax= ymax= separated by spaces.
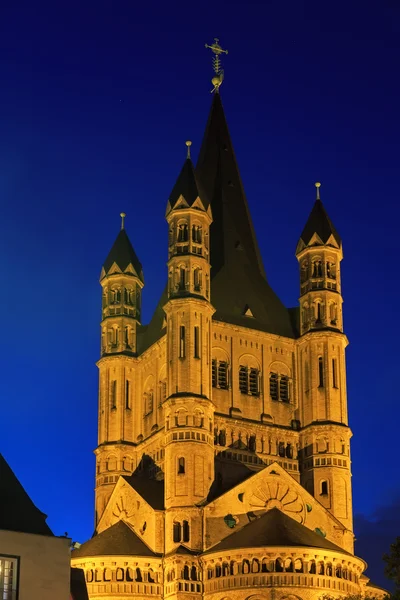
xmin=1 ymin=0 xmax=398 ymax=589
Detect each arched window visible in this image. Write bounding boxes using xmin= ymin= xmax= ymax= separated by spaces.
xmin=103 ymin=568 xmax=112 ymax=582
xmin=192 ymin=224 xmax=202 ymax=243
xmin=280 ymin=375 xmax=289 ymax=402
xmin=248 ymin=435 xmax=256 ymax=452
xmin=242 ymin=560 xmax=250 ymax=574
xmin=318 ymin=561 xmax=325 ymax=575
xmin=284 ymin=558 xmax=294 ymax=572
xmin=219 ymin=430 xmax=226 ymax=446
xmin=110 ymin=380 xmax=117 ymax=409
xmin=278 ymin=441 xmax=286 ymax=457
xmin=126 ymin=568 xmax=134 ymax=582
xmin=321 ymin=480 xmax=329 ymax=495
xmin=286 ymin=443 xmax=293 ymax=459
xmin=135 ymin=568 xmax=142 ymax=582
xmin=336 ymin=565 xmax=342 ymax=578
xmin=191 ymin=566 xmax=197 ymax=581
xmin=144 ymin=391 xmax=153 ymax=415
xmin=178 ymin=457 xmax=185 ymax=474
xmin=270 ymin=372 xmax=278 ymax=400
xmin=251 ymin=558 xmax=260 ymax=573
xmin=308 ymin=560 xmax=316 ymax=574
xmin=86 ymin=570 xmax=94 ymax=583
xmin=222 ymin=563 xmax=229 ymax=577
xmin=183 ymin=566 xmax=190 ymax=580
xmin=176 ymin=408 xmax=187 ymax=427
xmin=215 ymin=564 xmax=222 ymax=578
xmin=182 ymin=519 xmax=189 ymax=542
xmin=116 ymin=567 xmax=124 ymax=581
xmin=173 ymin=521 xmax=181 ymax=543
xmin=318 ymin=356 xmax=324 ymax=387
xmin=294 ymin=559 xmax=303 ymax=573
xmin=178 ymin=223 xmax=188 ymax=242
xmin=179 ymin=268 xmax=186 ymax=291
xmin=194 ymin=410 xmax=204 ymax=428
xmin=275 ymin=558 xmax=284 ymax=572
xmin=326 ymin=563 xmax=333 ymax=577
xmin=193 ymin=268 xmax=201 ymax=291
xmin=332 ymin=358 xmax=338 ymax=388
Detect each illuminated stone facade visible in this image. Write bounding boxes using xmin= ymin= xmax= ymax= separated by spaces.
xmin=71 ymin=93 xmax=385 ymax=600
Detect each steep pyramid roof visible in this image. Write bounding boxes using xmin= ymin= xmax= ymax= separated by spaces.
xmin=71 ymin=520 xmax=158 ymax=558
xmin=168 ymin=157 xmax=209 ymax=212
xmin=300 ymin=198 xmax=341 ymax=247
xmin=103 ymin=229 xmax=144 ymax=282
xmin=0 ymin=453 xmax=53 ymax=536
xmin=205 ymin=507 xmax=350 ymax=555
xmin=196 ymin=94 xmax=294 ymax=338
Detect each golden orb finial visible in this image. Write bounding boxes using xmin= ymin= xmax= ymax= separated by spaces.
xmin=185 ymin=140 xmax=192 ymax=159
xmin=315 ymin=182 xmax=321 ymax=200
xmin=120 ymin=212 xmax=126 ymax=230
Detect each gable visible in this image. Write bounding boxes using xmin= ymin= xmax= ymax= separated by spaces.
xmin=97 ymin=476 xmax=163 ymax=554
xmin=204 ymin=462 xmax=351 ymax=553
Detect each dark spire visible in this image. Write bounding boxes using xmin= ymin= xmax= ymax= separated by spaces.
xmin=103 ymin=223 xmax=144 ymax=282
xmin=196 ymin=92 xmax=265 ymax=277
xmin=300 ymin=183 xmax=341 ymax=247
xmin=167 ymin=155 xmax=209 ymax=212
xmin=195 ymin=94 xmax=295 ymax=338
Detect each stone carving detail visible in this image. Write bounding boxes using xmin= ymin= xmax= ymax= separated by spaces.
xmin=250 ymin=478 xmax=305 ymax=523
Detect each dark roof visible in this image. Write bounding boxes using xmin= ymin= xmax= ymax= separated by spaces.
xmin=300 ymin=198 xmax=341 ymax=246
xmin=103 ymin=229 xmax=144 ymax=282
xmin=0 ymin=453 xmax=53 ymax=536
xmin=71 ymin=520 xmax=158 ymax=558
xmin=123 ymin=474 xmax=165 ymax=510
xmin=70 ymin=568 xmax=89 ymax=600
xmin=168 ymin=158 xmax=209 ymax=211
xmin=205 ymin=507 xmax=350 ymax=555
xmin=195 ymin=93 xmax=295 ymax=338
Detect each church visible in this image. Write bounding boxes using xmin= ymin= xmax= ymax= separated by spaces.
xmin=71 ymin=40 xmax=385 ymax=600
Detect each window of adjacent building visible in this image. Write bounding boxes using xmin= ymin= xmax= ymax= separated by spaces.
xmin=178 ymin=457 xmax=185 ymax=474
xmin=179 ymin=326 xmax=186 ymax=358
xmin=318 ymin=357 xmax=324 ymax=387
xmin=111 ymin=380 xmax=117 ymax=409
xmin=125 ymin=380 xmax=130 ymax=410
xmin=194 ymin=326 xmax=200 ymax=358
xmin=0 ymin=556 xmax=18 ymax=600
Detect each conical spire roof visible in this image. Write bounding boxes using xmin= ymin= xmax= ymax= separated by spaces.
xmin=195 ymin=93 xmax=294 ymax=338
xmin=196 ymin=93 xmax=265 ymax=277
xmin=167 ymin=157 xmax=209 ymax=212
xmin=103 ymin=228 xmax=144 ymax=282
xmin=300 ymin=189 xmax=341 ymax=247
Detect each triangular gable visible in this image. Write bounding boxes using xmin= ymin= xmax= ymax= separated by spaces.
xmin=107 ymin=262 xmax=123 ymax=275
xmin=308 ymin=232 xmax=324 ymax=247
xmin=204 ymin=462 xmax=351 ymax=553
xmin=174 ymin=194 xmax=189 ymax=209
xmin=243 ymin=305 xmax=254 ymax=317
xmin=96 ymin=476 xmax=161 ymax=553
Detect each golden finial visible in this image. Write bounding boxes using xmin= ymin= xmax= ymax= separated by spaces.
xmin=315 ymin=182 xmax=321 ymax=200
xmin=205 ymin=38 xmax=228 ymax=93
xmin=120 ymin=212 xmax=126 ymax=230
xmin=186 ymin=140 xmax=192 ymax=159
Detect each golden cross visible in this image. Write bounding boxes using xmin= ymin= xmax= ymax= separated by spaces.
xmin=205 ymin=38 xmax=228 ymax=93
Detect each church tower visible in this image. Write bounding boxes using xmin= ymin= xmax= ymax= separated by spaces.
xmin=296 ymin=183 xmax=353 ymax=534
xmin=163 ymin=146 xmax=215 ymax=550
xmin=71 ymin=40 xmax=386 ymax=600
xmin=94 ymin=215 xmax=144 ymax=524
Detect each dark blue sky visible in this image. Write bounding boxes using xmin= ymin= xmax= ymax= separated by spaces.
xmin=1 ymin=0 xmax=398 ymax=588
